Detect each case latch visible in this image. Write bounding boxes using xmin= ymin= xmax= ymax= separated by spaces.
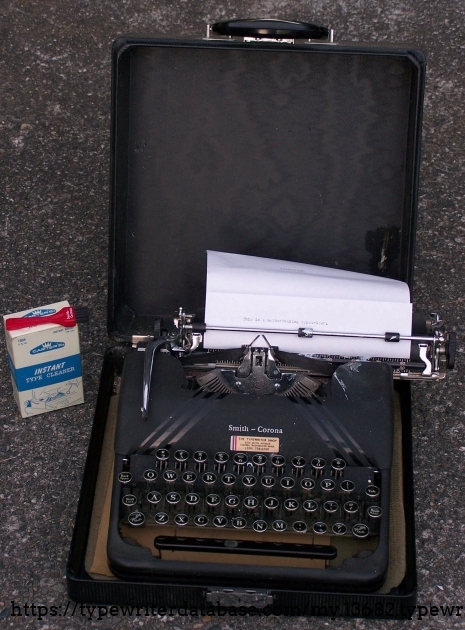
xmin=205 ymin=588 xmax=274 ymax=608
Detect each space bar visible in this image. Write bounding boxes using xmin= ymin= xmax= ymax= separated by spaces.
xmin=154 ymin=536 xmax=337 ymax=559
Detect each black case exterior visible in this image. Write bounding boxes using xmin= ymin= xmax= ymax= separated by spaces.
xmin=67 ymin=31 xmax=424 ymax=617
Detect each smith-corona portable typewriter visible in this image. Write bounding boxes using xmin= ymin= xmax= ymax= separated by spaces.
xmin=107 ymin=304 xmax=455 ymax=592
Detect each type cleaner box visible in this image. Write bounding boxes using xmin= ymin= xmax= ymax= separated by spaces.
xmin=3 ymin=301 xmax=84 ymax=417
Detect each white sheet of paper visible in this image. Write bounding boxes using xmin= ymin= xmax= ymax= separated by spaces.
xmin=203 ymin=251 xmax=412 ymax=360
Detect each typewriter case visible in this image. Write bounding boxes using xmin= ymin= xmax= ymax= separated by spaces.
xmin=67 ymin=21 xmax=425 ymax=615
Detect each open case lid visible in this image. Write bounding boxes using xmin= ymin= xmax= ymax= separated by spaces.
xmin=108 ymin=26 xmax=425 ymax=341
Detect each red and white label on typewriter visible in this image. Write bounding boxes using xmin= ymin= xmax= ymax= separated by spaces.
xmin=230 ymin=435 xmax=279 ymax=453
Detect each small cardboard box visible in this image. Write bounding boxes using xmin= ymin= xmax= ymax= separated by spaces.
xmin=3 ymin=301 xmax=84 ymax=417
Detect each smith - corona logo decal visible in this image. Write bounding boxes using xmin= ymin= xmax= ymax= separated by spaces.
xmin=23 ymin=308 xmax=56 ymax=318
xmin=30 ymin=341 xmax=65 ymax=355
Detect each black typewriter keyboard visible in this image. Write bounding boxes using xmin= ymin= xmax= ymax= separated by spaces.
xmin=116 ymin=450 xmax=383 ymax=539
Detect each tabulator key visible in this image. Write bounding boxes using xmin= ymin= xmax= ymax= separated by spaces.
xmin=365 ymin=485 xmax=380 ymax=499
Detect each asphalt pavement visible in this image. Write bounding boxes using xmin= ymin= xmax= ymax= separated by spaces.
xmin=1 ymin=1 xmax=464 ymax=629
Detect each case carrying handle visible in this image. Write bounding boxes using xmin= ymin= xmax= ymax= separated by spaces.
xmin=211 ymin=18 xmax=330 ymax=40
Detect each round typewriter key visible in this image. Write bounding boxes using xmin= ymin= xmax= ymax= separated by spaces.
xmin=174 ymin=513 xmax=189 ymax=526
xmin=154 ymin=512 xmax=169 ymax=525
xmin=193 ymin=450 xmax=208 ymax=467
xmin=163 ymin=469 xmax=177 ymax=482
xmin=213 ymin=515 xmax=228 ymax=527
xmin=122 ymin=494 xmax=137 ymax=507
xmin=118 ymin=472 xmax=132 ymax=484
xmin=253 ymin=519 xmax=268 ymax=533
xmin=166 ymin=491 xmax=181 ymax=505
xmin=284 ymin=498 xmax=299 ymax=512
xmin=280 ymin=476 xmax=295 ymax=490
xmin=252 ymin=454 xmax=267 ymax=471
xmin=301 ymin=477 xmax=315 ymax=491
xmin=331 ymin=458 xmax=346 ymax=477
xmin=194 ymin=514 xmax=209 ymax=527
xmin=272 ymin=519 xmax=287 ymax=532
xmin=224 ymin=494 xmax=240 ymax=508
xmin=185 ymin=492 xmax=200 ymax=506
xmin=261 ymin=475 xmax=275 ymax=488
xmin=128 ymin=511 xmax=145 ymax=527
xmin=271 ymin=454 xmax=286 ymax=472
xmin=243 ymin=496 xmax=259 ymax=509
xmin=293 ymin=521 xmax=307 ymax=533
xmin=303 ymin=499 xmax=318 ymax=513
xmin=311 ymin=457 xmax=326 ymax=476
xmin=324 ymin=500 xmax=339 ymax=514
xmin=344 ymin=501 xmax=359 ymax=515
xmin=206 ymin=493 xmax=221 ymax=507
xmin=332 ymin=523 xmax=347 ymax=535
xmin=352 ymin=523 xmax=370 ymax=538
xmin=143 ymin=469 xmax=157 ymax=482
xmin=233 ymin=452 xmax=248 ymax=465
xmin=264 ymin=496 xmax=279 ymax=510
xmin=292 ymin=456 xmax=306 ymax=475
xmin=365 ymin=485 xmax=380 ymax=499
xmin=242 ymin=474 xmax=257 ymax=488
xmin=202 ymin=472 xmax=217 ymax=484
xmin=147 ymin=490 xmax=162 ymax=504
xmin=313 ymin=522 xmax=327 ymax=534
xmin=222 ymin=473 xmax=236 ymax=486
xmin=232 ymin=516 xmax=247 ymax=529
xmin=367 ymin=505 xmax=383 ymax=519
xmin=320 ymin=478 xmax=335 ymax=492
xmin=182 ymin=471 xmax=197 ymax=484
xmin=156 ymin=449 xmax=170 ymax=463
xmin=214 ymin=451 xmax=229 ymax=464
xmin=340 ymin=479 xmax=355 ymax=493
xmin=174 ymin=449 xmax=189 ymax=468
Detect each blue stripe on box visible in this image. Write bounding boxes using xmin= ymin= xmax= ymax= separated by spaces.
xmin=11 ymin=354 xmax=82 ymax=392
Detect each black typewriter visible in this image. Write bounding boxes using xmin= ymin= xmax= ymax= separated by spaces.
xmin=106 ymin=307 xmax=454 ymax=591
